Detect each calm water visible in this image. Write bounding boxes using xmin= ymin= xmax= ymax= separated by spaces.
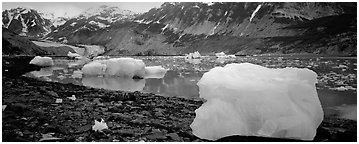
xmin=24 ymin=56 xmax=357 ymax=120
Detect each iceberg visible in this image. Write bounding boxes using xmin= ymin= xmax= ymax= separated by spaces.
xmin=215 ymin=52 xmax=236 ymax=58
xmin=67 ymin=51 xmax=81 ymax=58
xmin=29 ymin=56 xmax=54 ymax=67
xmin=82 ymin=58 xmax=146 ymax=78
xmin=191 ymin=63 xmax=323 ymax=141
xmin=144 ymin=66 xmax=168 ymax=79
xmin=185 ymin=51 xmax=201 ymax=59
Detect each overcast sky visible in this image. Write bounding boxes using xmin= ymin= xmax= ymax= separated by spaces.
xmin=2 ymin=2 xmax=164 ymax=17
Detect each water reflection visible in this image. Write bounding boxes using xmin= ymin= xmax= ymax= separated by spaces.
xmin=335 ymin=105 xmax=357 ymax=120
xmin=23 ymin=56 xmax=357 ymax=120
xmin=144 ymin=71 xmax=200 ymax=97
xmin=82 ymin=76 xmax=145 ymax=91
xmin=30 ymin=67 xmax=54 ymax=77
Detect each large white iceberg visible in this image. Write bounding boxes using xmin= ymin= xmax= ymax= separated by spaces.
xmin=29 ymin=56 xmax=54 ymax=67
xmin=81 ymin=58 xmax=146 ymax=78
xmin=191 ymin=63 xmax=323 ymax=141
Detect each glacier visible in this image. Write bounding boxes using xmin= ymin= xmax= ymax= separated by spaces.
xmin=190 ymin=63 xmax=323 ymax=141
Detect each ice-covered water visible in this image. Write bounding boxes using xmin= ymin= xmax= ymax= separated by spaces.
xmin=24 ymin=56 xmax=357 ymax=120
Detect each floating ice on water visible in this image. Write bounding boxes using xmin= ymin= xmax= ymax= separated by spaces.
xmin=93 ymin=55 xmax=111 ymax=60
xmin=29 ymin=56 xmax=54 ymax=67
xmin=191 ymin=63 xmax=323 ymax=141
xmin=67 ymin=51 xmax=81 ymax=58
xmin=144 ymin=66 xmax=168 ymax=79
xmin=82 ymin=58 xmax=146 ymax=78
xmin=186 ymin=51 xmax=201 ymax=59
xmin=329 ymin=86 xmax=356 ymax=91
xmin=215 ymin=52 xmax=236 ymax=58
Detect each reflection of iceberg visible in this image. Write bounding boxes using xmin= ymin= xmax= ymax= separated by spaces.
xmin=72 ymin=70 xmax=83 ymax=78
xmin=335 ymin=105 xmax=357 ymax=121
xmin=30 ymin=67 xmax=54 ymax=77
xmin=82 ymin=77 xmax=145 ymax=91
xmin=144 ymin=71 xmax=199 ymax=97
xmin=68 ymin=57 xmax=91 ymax=68
xmin=186 ymin=58 xmax=201 ymax=64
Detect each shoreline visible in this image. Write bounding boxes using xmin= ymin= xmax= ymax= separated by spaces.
xmin=2 ymin=56 xmax=357 ymax=142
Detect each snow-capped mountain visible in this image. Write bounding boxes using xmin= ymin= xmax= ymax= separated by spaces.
xmin=46 ymin=5 xmax=137 ymax=43
xmin=2 ymin=7 xmax=52 ymax=37
xmin=39 ymin=12 xmax=71 ymax=28
xmin=3 ymin=2 xmax=356 ymax=56
xmin=48 ymin=2 xmax=354 ymax=56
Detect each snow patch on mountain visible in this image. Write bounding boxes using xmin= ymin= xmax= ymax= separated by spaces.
xmin=250 ymin=4 xmax=262 ymax=22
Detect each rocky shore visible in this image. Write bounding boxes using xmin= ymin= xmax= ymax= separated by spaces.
xmin=2 ymin=56 xmax=357 ymax=142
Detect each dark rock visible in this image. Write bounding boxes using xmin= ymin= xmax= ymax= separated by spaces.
xmin=113 ymin=129 xmax=135 ymax=137
xmin=145 ymin=130 xmax=167 ymax=140
xmin=77 ymin=125 xmax=92 ymax=133
xmin=167 ymin=133 xmax=181 ymax=141
xmin=110 ymin=113 xmax=131 ymax=121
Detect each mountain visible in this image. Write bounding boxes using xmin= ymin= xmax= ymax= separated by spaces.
xmin=2 ymin=27 xmax=75 ymax=56
xmin=43 ymin=2 xmax=356 ymax=56
xmin=2 ymin=7 xmax=52 ymax=37
xmin=39 ymin=12 xmax=71 ymax=28
xmin=46 ymin=5 xmax=137 ymax=43
xmin=4 ymin=2 xmax=356 ymax=56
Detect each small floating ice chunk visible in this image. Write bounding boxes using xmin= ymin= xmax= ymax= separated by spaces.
xmin=67 ymin=51 xmax=81 ymax=58
xmin=191 ymin=63 xmax=323 ymax=141
xmin=2 ymin=105 xmax=7 ymax=111
xmin=329 ymin=86 xmax=356 ymax=91
xmin=144 ymin=66 xmax=168 ymax=78
xmin=186 ymin=51 xmax=201 ymax=59
xmin=215 ymin=52 xmax=236 ymax=58
xmin=93 ymin=55 xmax=111 ymax=60
xmin=29 ymin=56 xmax=54 ymax=67
xmin=92 ymin=119 xmax=108 ymax=132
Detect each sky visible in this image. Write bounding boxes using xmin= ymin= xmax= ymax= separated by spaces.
xmin=2 ymin=2 xmax=164 ymax=17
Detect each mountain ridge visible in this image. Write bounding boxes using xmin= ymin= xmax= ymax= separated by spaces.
xmin=2 ymin=2 xmax=357 ymax=56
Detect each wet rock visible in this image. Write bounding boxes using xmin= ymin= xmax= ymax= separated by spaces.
xmin=113 ymin=129 xmax=135 ymax=137
xmin=77 ymin=125 xmax=92 ymax=133
xmin=110 ymin=113 xmax=131 ymax=121
xmin=167 ymin=133 xmax=181 ymax=141
xmin=145 ymin=129 xmax=167 ymax=140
